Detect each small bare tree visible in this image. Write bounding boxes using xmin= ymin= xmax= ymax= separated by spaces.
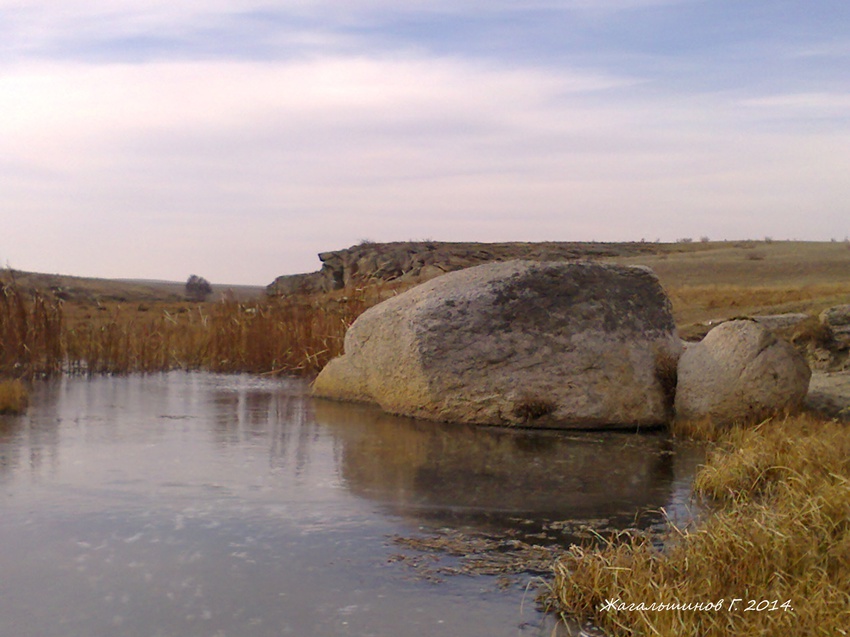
xmin=185 ymin=275 xmax=213 ymax=302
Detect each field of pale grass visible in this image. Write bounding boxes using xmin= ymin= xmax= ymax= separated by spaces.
xmin=606 ymin=240 xmax=850 ymax=328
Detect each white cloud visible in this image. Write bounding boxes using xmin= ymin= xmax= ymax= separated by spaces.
xmin=0 ymin=0 xmax=696 ymax=58
xmin=1 ymin=53 xmax=848 ymax=283
xmin=740 ymin=92 xmax=850 ymax=119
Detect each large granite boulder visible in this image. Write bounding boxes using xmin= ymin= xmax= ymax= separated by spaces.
xmin=675 ymin=319 xmax=811 ymax=424
xmin=312 ymin=260 xmax=682 ymax=429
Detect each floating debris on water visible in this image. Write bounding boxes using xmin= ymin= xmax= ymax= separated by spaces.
xmin=387 ymin=514 xmax=682 ymax=586
xmin=388 ymin=528 xmax=571 ymax=584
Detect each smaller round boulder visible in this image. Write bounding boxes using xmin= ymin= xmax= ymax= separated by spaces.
xmin=675 ymin=320 xmax=811 ymax=424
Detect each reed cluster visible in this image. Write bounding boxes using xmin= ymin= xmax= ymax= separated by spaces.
xmin=0 ymin=282 xmax=63 ymax=377
xmin=543 ymin=413 xmax=850 ymax=636
xmin=1 ymin=280 xmax=371 ymax=378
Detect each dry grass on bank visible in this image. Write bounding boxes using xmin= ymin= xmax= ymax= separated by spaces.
xmin=542 ymin=413 xmax=850 ymax=636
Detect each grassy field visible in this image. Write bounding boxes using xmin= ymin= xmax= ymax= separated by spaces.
xmin=603 ymin=240 xmax=850 ymax=329
xmin=2 ymin=269 xmax=264 ymax=305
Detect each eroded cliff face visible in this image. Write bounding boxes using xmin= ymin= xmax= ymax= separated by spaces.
xmin=266 ymin=241 xmax=657 ymax=296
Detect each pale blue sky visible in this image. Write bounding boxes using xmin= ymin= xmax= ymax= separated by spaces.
xmin=2 ymin=1 xmax=848 ymax=284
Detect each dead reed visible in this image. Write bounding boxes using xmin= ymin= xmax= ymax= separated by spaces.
xmin=0 ymin=282 xmax=64 ymax=377
xmin=61 ymin=295 xmax=369 ymax=376
xmin=1 ymin=279 xmax=371 ymax=378
xmin=543 ymin=413 xmax=850 ymax=636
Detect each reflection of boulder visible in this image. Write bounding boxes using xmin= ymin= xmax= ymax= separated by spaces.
xmin=314 ymin=400 xmax=702 ymax=529
xmin=313 ymin=260 xmax=681 ymax=429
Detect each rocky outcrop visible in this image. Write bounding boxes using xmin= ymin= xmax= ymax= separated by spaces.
xmin=821 ymin=305 xmax=850 ymax=344
xmin=751 ymin=313 xmax=810 ymax=332
xmin=263 ymin=272 xmax=327 ymax=296
xmin=266 ymin=241 xmax=658 ymax=296
xmin=312 ymin=260 xmax=682 ymax=429
xmin=675 ymin=320 xmax=811 ymax=424
xmin=806 ymin=371 xmax=850 ymax=421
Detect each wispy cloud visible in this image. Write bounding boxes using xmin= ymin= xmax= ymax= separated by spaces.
xmin=742 ymin=92 xmax=850 ymax=115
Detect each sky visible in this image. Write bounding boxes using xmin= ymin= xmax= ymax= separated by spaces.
xmin=2 ymin=1 xmax=849 ymax=285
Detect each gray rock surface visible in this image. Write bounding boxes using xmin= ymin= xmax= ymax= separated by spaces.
xmin=751 ymin=313 xmax=810 ymax=331
xmin=675 ymin=320 xmax=811 ymax=424
xmin=267 ymin=241 xmax=657 ymax=295
xmin=313 ymin=260 xmax=682 ymax=429
xmin=806 ymin=371 xmax=850 ymax=420
xmin=821 ymin=304 xmax=850 ymax=343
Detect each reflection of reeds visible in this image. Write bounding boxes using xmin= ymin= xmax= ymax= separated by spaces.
xmin=1 ymin=279 xmax=370 ymax=377
xmin=0 ymin=379 xmax=28 ymax=414
xmin=543 ymin=413 xmax=850 ymax=636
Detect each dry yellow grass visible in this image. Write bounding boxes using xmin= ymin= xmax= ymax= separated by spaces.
xmin=61 ymin=296 xmax=370 ymax=375
xmin=1 ymin=279 xmax=378 ymax=377
xmin=667 ymin=283 xmax=850 ymax=328
xmin=0 ymin=282 xmax=64 ymax=377
xmin=694 ymin=414 xmax=850 ymax=502
xmin=543 ymin=413 xmax=850 ymax=636
xmin=606 ymin=241 xmax=850 ymax=328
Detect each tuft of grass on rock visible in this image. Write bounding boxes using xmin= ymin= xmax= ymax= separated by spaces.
xmin=542 ymin=413 xmax=850 ymax=636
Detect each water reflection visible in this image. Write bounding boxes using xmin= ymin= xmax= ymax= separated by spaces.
xmin=0 ymin=373 xmax=703 ymax=637
xmin=316 ymin=399 xmax=702 ymax=534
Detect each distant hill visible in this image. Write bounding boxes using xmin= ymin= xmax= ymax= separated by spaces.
xmin=0 ymin=269 xmax=264 ymax=304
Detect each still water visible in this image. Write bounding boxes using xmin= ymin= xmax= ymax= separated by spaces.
xmin=0 ymin=373 xmax=702 ymax=637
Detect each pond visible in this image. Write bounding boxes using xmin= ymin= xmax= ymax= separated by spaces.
xmin=0 ymin=373 xmax=703 ymax=637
